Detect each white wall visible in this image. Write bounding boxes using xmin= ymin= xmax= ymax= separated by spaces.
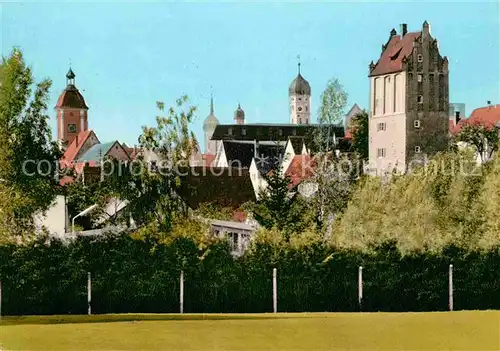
xmin=369 ymin=72 xmax=407 ymax=175
xmin=33 ymin=195 xmax=68 ymax=237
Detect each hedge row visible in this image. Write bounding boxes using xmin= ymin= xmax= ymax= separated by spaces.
xmin=0 ymin=235 xmax=498 ymax=315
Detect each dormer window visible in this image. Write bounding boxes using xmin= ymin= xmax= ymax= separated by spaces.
xmin=417 ymin=54 xmax=423 ymax=62
xmin=390 ymin=48 xmax=402 ymax=61
xmin=228 ymin=127 xmax=233 ymax=135
xmin=241 ymin=128 xmax=246 ymax=136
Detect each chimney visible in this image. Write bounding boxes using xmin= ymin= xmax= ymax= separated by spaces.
xmin=487 ymin=100 xmax=491 ymax=106
xmin=400 ymin=23 xmax=408 ymax=37
xmin=455 ymin=111 xmax=461 ymax=125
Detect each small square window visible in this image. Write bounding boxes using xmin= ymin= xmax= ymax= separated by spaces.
xmin=242 ymin=128 xmax=246 ymax=136
xmin=417 ymin=54 xmax=423 ymax=62
xmin=377 ymin=148 xmax=386 ymax=158
xmin=418 ymin=74 xmax=423 ymax=82
xmin=414 ymin=120 xmax=421 ymax=128
xmin=417 ymin=95 xmax=423 ymax=104
xmin=377 ymin=122 xmax=386 ymax=131
xmin=415 ymin=146 xmax=421 ymax=153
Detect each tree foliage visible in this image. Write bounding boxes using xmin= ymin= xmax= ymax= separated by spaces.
xmin=350 ymin=109 xmax=369 ymax=161
xmin=332 ymin=149 xmax=499 ymax=253
xmin=0 ymin=48 xmax=61 ymax=236
xmin=455 ymin=120 xmax=499 ymax=163
xmin=118 ymin=95 xmax=198 ymax=232
xmin=317 ymin=78 xmax=348 ymax=125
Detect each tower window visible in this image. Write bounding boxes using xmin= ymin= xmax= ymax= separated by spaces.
xmin=417 ymin=54 xmax=423 ymax=62
xmin=418 ymin=74 xmax=423 ymax=82
xmin=377 ymin=122 xmax=387 ymax=131
xmin=305 ymin=106 xmax=308 ymax=112
xmin=67 ymin=124 xmax=77 ymax=133
xmin=298 ymin=106 xmax=303 ymax=112
xmin=298 ymin=117 xmax=302 ymax=124
xmin=298 ymin=98 xmax=302 ymax=101
xmin=415 ymin=146 xmax=421 ymax=153
xmin=414 ymin=120 xmax=421 ymax=128
xmin=377 ymin=148 xmax=386 ymax=158
xmin=417 ymin=95 xmax=423 ymax=104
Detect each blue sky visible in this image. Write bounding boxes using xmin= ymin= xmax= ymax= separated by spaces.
xmin=2 ymin=1 xmax=499 ymax=149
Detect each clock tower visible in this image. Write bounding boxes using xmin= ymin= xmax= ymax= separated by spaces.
xmin=55 ymin=68 xmax=89 ymax=147
xmin=289 ymin=62 xmax=311 ymax=125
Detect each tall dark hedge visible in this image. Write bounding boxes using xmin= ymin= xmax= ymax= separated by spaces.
xmin=0 ymin=235 xmax=498 ymax=315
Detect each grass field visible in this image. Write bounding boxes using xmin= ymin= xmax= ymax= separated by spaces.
xmin=0 ymin=311 xmax=498 ymax=350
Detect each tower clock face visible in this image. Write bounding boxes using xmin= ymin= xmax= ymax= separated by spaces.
xmin=67 ymin=124 xmax=77 ymax=133
xmin=298 ymin=106 xmax=303 ymax=112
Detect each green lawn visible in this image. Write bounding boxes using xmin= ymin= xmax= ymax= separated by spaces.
xmin=0 ymin=311 xmax=498 ymax=350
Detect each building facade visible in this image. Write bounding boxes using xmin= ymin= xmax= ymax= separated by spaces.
xmin=368 ymin=22 xmax=449 ymax=175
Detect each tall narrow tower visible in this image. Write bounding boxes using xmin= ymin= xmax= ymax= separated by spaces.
xmin=234 ymin=103 xmax=245 ymax=124
xmin=55 ymin=68 xmax=89 ymax=146
xmin=203 ymin=95 xmax=220 ymax=154
xmin=368 ymin=22 xmax=449 ymax=175
xmin=289 ymin=61 xmax=311 ymax=125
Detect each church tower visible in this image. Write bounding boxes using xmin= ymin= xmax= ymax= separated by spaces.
xmin=55 ymin=68 xmax=89 ymax=146
xmin=234 ymin=103 xmax=245 ymax=124
xmin=289 ymin=62 xmax=311 ymax=125
xmin=203 ymin=95 xmax=220 ymax=154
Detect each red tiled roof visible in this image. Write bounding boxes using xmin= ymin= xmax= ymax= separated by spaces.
xmin=284 ymin=155 xmax=316 ymax=189
xmin=55 ymin=85 xmax=88 ymax=109
xmin=370 ymin=32 xmax=420 ymax=77
xmin=449 ymin=119 xmax=456 ymax=133
xmin=61 ymin=130 xmax=92 ymax=167
xmin=452 ymin=104 xmax=500 ymax=134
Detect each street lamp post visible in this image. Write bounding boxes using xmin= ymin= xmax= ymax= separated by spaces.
xmin=71 ymin=204 xmax=98 ymax=233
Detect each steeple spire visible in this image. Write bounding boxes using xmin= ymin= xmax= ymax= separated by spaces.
xmin=210 ymin=94 xmax=214 ymax=115
xmin=297 ymin=54 xmax=301 ymax=75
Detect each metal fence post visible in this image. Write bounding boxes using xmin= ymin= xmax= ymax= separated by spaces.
xmin=273 ymin=268 xmax=277 ymax=313
xmin=87 ymin=272 xmax=91 ymax=315
xmin=180 ymin=270 xmax=184 ymax=314
xmin=449 ymin=264 xmax=453 ymax=311
xmin=358 ymin=266 xmax=363 ymax=310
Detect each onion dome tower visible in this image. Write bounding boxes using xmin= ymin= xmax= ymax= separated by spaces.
xmin=234 ymin=103 xmax=245 ymax=125
xmin=289 ymin=61 xmax=311 ymax=125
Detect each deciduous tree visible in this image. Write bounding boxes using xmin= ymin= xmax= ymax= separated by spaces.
xmin=0 ymin=48 xmax=61 ymax=236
